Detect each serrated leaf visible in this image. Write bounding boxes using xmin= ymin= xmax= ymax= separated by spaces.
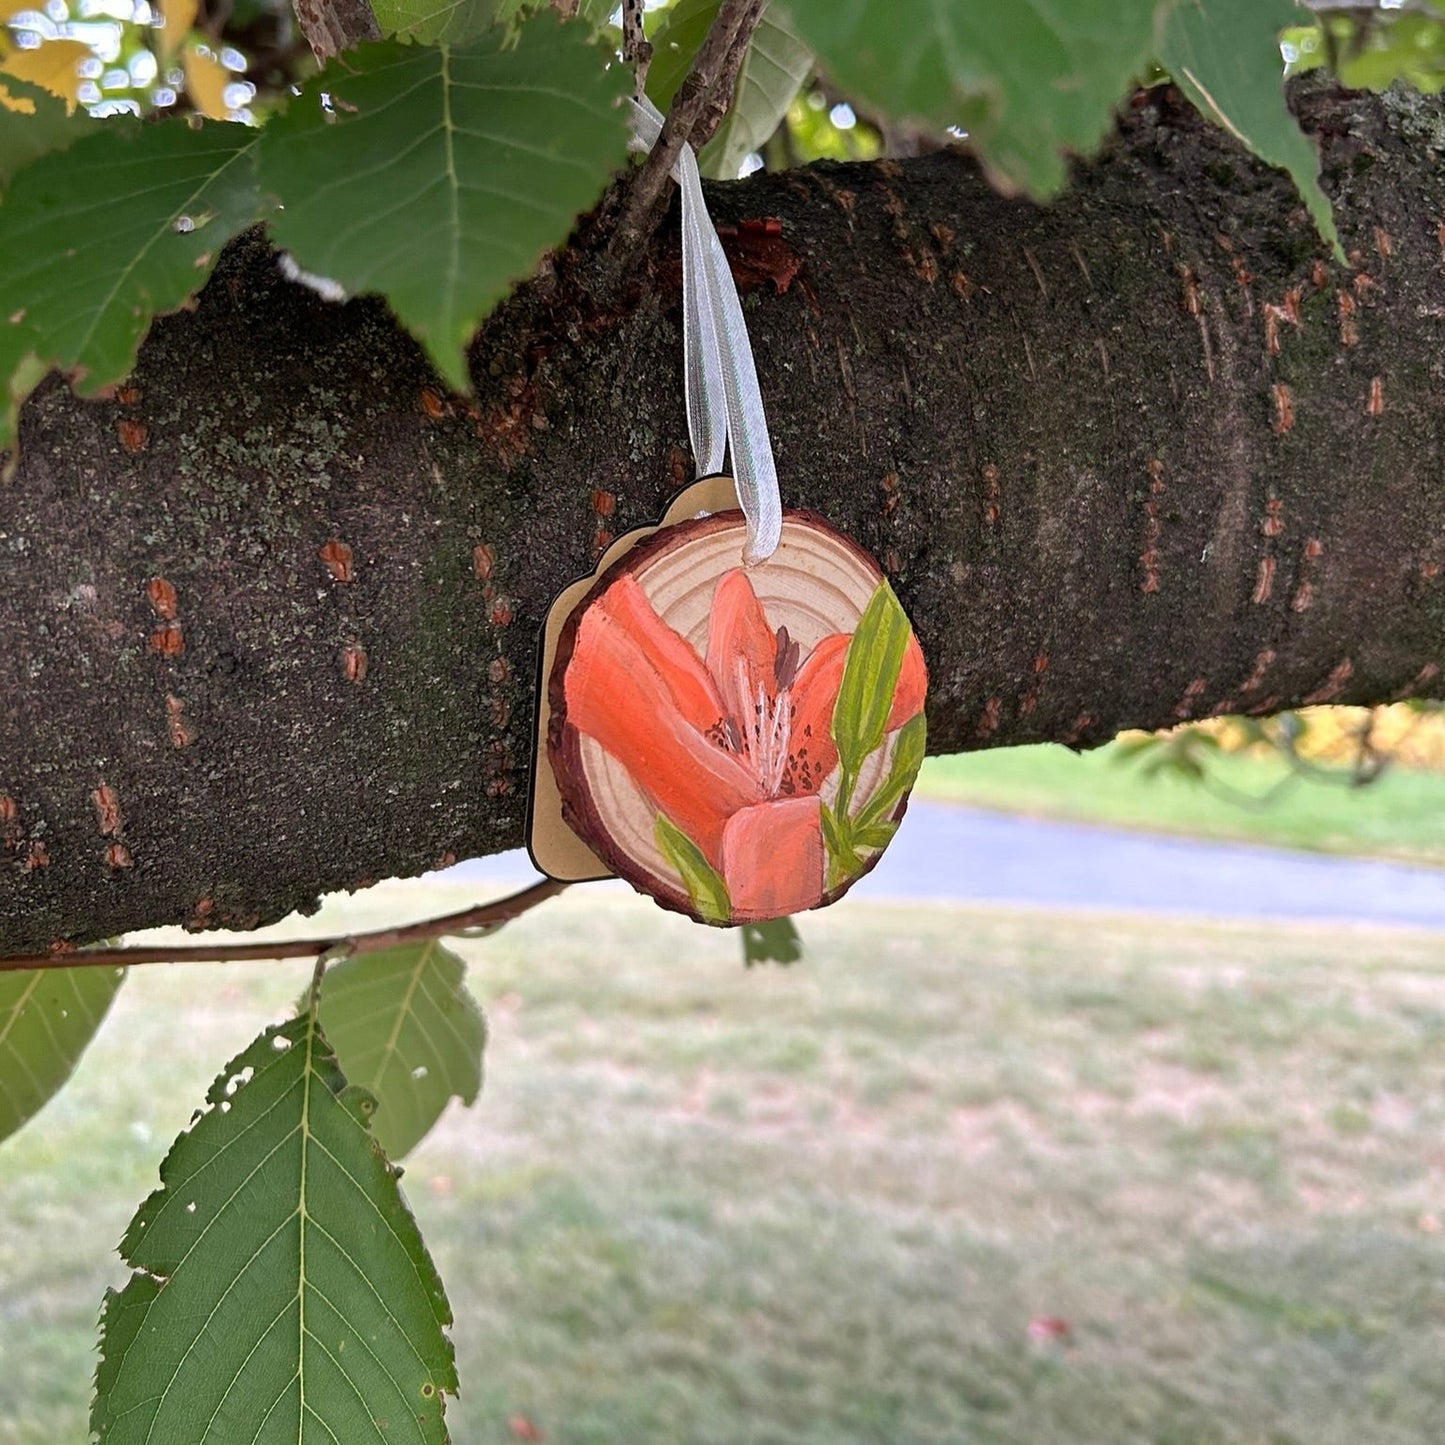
xmin=0 ymin=344 xmax=45 ymax=454
xmin=741 ymin=916 xmax=803 ymax=966
xmin=1159 ymin=0 xmax=1342 ymax=261
xmin=183 ymin=44 xmax=231 ymax=120
xmin=0 ymin=302 xmax=44 ymax=452
xmin=780 ymin=0 xmax=1171 ymax=197
xmin=91 ymin=1010 xmax=457 ymax=1444
xmin=0 ymin=37 xmax=91 ymax=109
xmin=318 ymin=939 xmax=486 ymax=1160
xmin=830 ymin=579 xmax=911 ymax=778
xmin=256 ymin=21 xmax=630 ymax=391
xmin=371 ymin=0 xmax=510 ymax=44
xmin=0 ymin=964 xmax=125 ymax=1144
xmin=0 ymin=76 xmax=86 ymax=188
xmin=0 ymin=119 xmax=267 ymax=394
xmin=655 ymin=812 xmax=731 ymax=924
xmin=647 ymin=0 xmax=813 ymax=180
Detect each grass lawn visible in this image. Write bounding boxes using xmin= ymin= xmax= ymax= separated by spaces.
xmin=917 ymin=742 xmax=1445 ymax=867
xmin=4 ymin=881 xmax=1445 ymax=1443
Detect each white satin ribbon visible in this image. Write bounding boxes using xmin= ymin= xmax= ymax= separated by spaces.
xmin=629 ymin=96 xmax=782 ymax=564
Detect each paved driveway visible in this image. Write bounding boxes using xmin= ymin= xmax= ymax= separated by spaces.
xmin=444 ymin=802 xmax=1445 ymax=930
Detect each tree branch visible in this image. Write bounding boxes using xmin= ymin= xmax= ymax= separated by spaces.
xmin=3 ymin=83 xmax=1444 ymax=955
xmin=0 ymin=880 xmax=566 ymax=975
xmin=687 ymin=0 xmax=764 ymax=153
xmin=292 ymin=0 xmax=380 ymax=62
xmin=610 ymin=0 xmax=767 ymax=264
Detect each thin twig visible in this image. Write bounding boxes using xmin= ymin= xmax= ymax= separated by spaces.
xmin=688 ymin=0 xmax=764 ymax=153
xmin=292 ymin=0 xmax=380 ymax=62
xmin=0 ymin=878 xmax=568 ymax=976
xmin=621 ymin=0 xmax=652 ymax=99
xmin=609 ymin=0 xmax=768 ymax=266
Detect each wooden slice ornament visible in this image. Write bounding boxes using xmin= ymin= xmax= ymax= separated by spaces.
xmin=533 ymin=481 xmax=928 ymax=926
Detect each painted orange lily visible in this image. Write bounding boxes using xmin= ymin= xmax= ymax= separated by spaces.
xmin=563 ymin=567 xmax=926 ymax=920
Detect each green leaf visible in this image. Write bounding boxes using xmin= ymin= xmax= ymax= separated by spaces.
xmin=647 ymin=0 xmax=813 ymax=180
xmin=703 ymin=9 xmax=812 ymax=178
xmin=0 ymin=118 xmax=266 ymax=395
xmin=1159 ymin=0 xmax=1342 ymax=261
xmin=655 ymin=813 xmax=731 ymax=925
xmin=741 ymin=916 xmax=803 ymax=966
xmin=830 ymin=579 xmax=911 ymax=778
xmin=0 ymin=76 xmax=87 ymax=191
xmin=371 ymin=0 xmax=510 ymax=44
xmin=91 ymin=1010 xmax=457 ymax=1443
xmin=318 ymin=939 xmax=487 ymax=1160
xmin=256 ymin=22 xmax=631 ymax=392
xmin=644 ymin=0 xmax=716 ymax=110
xmin=853 ymin=710 xmax=927 ymax=832
xmin=0 ymin=964 xmax=125 ymax=1143
xmin=0 ymin=310 xmax=44 ymax=453
xmin=1285 ymin=13 xmax=1445 ymax=96
xmin=779 ymin=0 xmax=1171 ymax=197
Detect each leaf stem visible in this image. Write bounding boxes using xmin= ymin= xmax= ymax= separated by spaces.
xmin=0 ymin=879 xmax=568 ymax=976
xmin=308 ymin=954 xmax=329 ymax=1013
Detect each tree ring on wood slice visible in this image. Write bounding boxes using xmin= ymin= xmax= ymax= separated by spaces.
xmin=547 ymin=508 xmax=928 ymax=926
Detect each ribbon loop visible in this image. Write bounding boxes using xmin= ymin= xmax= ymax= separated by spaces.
xmin=629 ymin=97 xmax=782 ymax=564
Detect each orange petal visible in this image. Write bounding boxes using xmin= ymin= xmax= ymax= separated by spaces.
xmin=887 ymin=632 xmax=929 ymax=731
xmin=599 ymin=572 xmax=726 ymax=735
xmin=784 ymin=633 xmax=848 ymax=791
xmin=721 ymin=795 xmax=826 ymax=920
xmin=707 ymin=569 xmax=779 ymax=728
xmin=565 ymin=597 xmax=763 ymax=868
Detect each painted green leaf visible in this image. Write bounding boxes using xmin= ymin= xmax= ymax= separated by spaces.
xmin=0 ymin=964 xmax=125 ymax=1143
xmin=854 ymin=711 xmax=927 ymax=833
xmin=648 ymin=0 xmax=813 ymax=180
xmin=655 ymin=813 xmax=731 ymax=924
xmin=0 ymin=76 xmax=88 ymax=191
xmin=741 ymin=916 xmax=803 ymax=966
xmin=0 ymin=118 xmax=266 ymax=397
xmin=851 ymin=819 xmax=898 ymax=851
xmin=318 ymin=939 xmax=487 ymax=1160
xmin=779 ymin=0 xmax=1171 ymax=197
xmin=819 ymin=800 xmax=860 ymax=891
xmin=830 ymin=579 xmax=911 ymax=778
xmin=91 ymin=1011 xmax=457 ymax=1443
xmin=256 ymin=21 xmax=631 ymax=392
xmin=1159 ymin=0 xmax=1342 ymax=261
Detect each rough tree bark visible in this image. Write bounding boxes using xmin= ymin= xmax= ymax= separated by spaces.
xmin=3 ymin=83 xmax=1443 ymax=955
